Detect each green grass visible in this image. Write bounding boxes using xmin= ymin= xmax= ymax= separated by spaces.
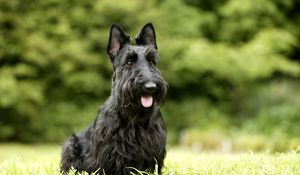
xmin=0 ymin=144 xmax=299 ymax=175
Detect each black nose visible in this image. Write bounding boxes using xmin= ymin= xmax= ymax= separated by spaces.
xmin=143 ymin=82 xmax=157 ymax=93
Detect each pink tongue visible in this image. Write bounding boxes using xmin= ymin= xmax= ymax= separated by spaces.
xmin=141 ymin=95 xmax=153 ymax=108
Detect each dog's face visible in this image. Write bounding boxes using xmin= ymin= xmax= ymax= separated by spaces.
xmin=106 ymin=23 xmax=167 ymax=110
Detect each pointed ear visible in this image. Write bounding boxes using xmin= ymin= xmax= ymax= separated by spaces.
xmin=135 ymin=22 xmax=157 ymax=49
xmin=106 ymin=24 xmax=130 ymax=59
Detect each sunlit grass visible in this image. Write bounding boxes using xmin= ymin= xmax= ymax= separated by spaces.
xmin=0 ymin=144 xmax=299 ymax=175
xmin=165 ymin=148 xmax=300 ymax=175
xmin=0 ymin=143 xmax=59 ymax=162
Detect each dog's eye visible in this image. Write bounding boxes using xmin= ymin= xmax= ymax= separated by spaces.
xmin=126 ymin=60 xmax=134 ymax=67
xmin=149 ymin=61 xmax=156 ymax=66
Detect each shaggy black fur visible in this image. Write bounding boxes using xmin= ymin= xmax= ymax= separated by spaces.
xmin=60 ymin=22 xmax=168 ymax=175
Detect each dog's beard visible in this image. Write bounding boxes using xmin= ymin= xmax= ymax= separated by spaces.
xmin=112 ymin=69 xmax=167 ymax=118
xmin=113 ymin=84 xmax=166 ymax=118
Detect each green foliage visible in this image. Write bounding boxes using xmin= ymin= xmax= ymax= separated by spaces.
xmin=1 ymin=0 xmax=300 ymax=144
xmin=180 ymin=128 xmax=300 ymax=152
xmin=242 ymin=80 xmax=300 ymax=136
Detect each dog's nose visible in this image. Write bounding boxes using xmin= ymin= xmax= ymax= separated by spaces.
xmin=143 ymin=82 xmax=157 ymax=93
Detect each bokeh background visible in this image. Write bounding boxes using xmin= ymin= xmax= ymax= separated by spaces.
xmin=1 ymin=0 xmax=300 ymax=152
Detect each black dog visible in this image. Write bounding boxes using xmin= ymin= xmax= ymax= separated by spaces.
xmin=60 ymin=22 xmax=168 ymax=175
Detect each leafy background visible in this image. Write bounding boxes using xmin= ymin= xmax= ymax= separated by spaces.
xmin=1 ymin=0 xmax=300 ymax=152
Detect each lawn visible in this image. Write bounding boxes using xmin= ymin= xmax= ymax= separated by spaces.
xmin=0 ymin=144 xmax=299 ymax=175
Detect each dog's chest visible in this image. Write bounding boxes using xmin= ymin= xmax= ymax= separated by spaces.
xmin=106 ymin=121 xmax=165 ymax=160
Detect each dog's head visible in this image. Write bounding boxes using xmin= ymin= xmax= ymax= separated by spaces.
xmin=106 ymin=23 xmax=167 ymax=111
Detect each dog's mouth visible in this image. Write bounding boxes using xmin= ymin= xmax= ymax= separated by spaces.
xmin=141 ymin=95 xmax=153 ymax=108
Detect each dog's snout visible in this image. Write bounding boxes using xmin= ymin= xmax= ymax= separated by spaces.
xmin=143 ymin=82 xmax=157 ymax=93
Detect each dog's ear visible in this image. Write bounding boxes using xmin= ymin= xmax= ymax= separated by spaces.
xmin=135 ymin=22 xmax=157 ymax=49
xmin=107 ymin=24 xmax=130 ymax=59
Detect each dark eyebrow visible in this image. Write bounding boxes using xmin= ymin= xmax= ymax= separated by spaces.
xmin=126 ymin=50 xmax=137 ymax=60
xmin=145 ymin=48 xmax=158 ymax=60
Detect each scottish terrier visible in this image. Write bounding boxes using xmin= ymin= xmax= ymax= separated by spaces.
xmin=60 ymin=22 xmax=168 ymax=175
